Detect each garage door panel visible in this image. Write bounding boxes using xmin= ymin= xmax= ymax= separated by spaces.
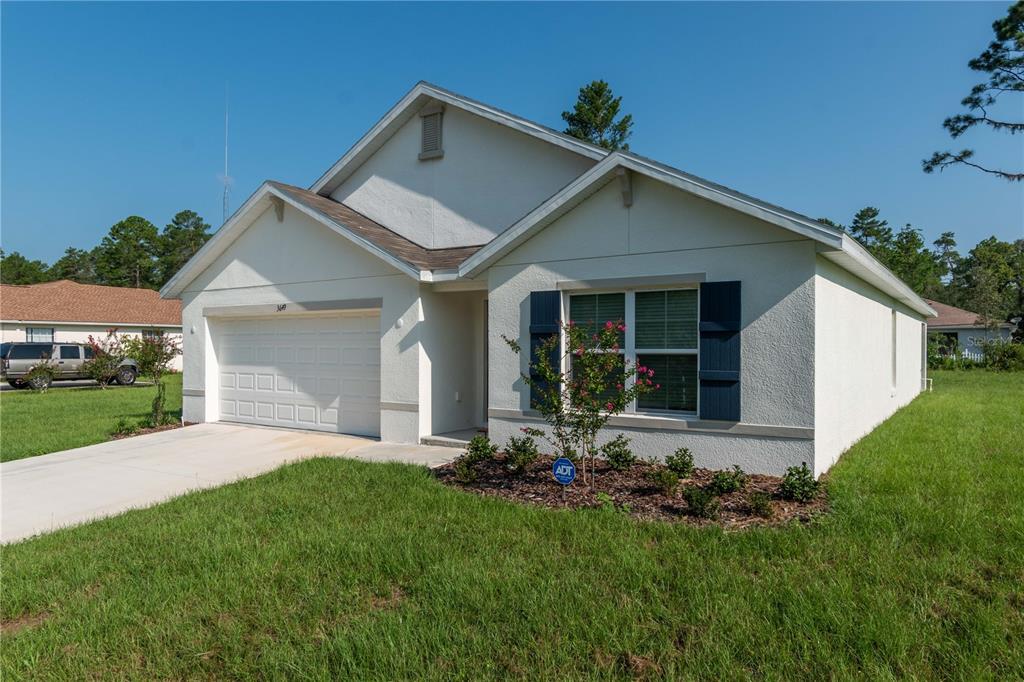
xmin=216 ymin=312 xmax=380 ymax=437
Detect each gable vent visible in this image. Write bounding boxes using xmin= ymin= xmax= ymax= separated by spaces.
xmin=418 ymin=102 xmax=444 ymax=160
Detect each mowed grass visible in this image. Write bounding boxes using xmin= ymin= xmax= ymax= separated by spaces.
xmin=2 ymin=372 xmax=1022 ymax=679
xmin=0 ymin=375 xmax=182 ymax=462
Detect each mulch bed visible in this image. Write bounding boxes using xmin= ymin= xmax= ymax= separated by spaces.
xmin=435 ymin=454 xmax=829 ymax=529
xmin=110 ymin=421 xmax=194 ymax=441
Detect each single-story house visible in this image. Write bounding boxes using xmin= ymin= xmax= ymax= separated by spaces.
xmin=1 ymin=280 xmax=183 ymax=371
xmin=161 ymin=82 xmax=936 ymax=476
xmin=924 ymin=298 xmax=1014 ymax=359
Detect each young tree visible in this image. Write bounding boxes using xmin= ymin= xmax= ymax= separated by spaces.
xmin=93 ymin=216 xmax=160 ymax=288
xmin=848 ymin=207 xmax=894 ymax=260
xmin=122 ymin=334 xmax=181 ymax=425
xmin=923 ymin=1 xmax=1024 ymax=181
xmin=0 ymin=250 xmax=50 ymax=284
xmin=505 ymin=319 xmax=655 ymax=489
xmin=49 ymin=247 xmax=96 ymax=283
xmin=889 ymin=224 xmax=944 ymax=297
xmin=562 ymin=80 xmax=634 ymax=151
xmin=158 ymin=210 xmax=212 ymax=287
xmin=81 ymin=330 xmax=127 ymax=388
xmin=933 ymin=231 xmax=961 ymax=281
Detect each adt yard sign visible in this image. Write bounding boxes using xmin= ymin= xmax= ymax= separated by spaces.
xmin=552 ymin=457 xmax=576 ymax=485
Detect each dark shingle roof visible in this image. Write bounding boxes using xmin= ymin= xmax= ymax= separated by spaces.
xmin=269 ymin=182 xmax=482 ymax=271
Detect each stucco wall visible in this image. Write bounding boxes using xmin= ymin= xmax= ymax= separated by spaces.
xmin=1 ymin=323 xmax=183 ymax=371
xmin=813 ymin=256 xmax=925 ymax=475
xmin=178 ymin=203 xmax=427 ymax=443
xmin=331 ymin=105 xmax=596 ymax=249
xmin=485 ymin=175 xmax=818 ymax=475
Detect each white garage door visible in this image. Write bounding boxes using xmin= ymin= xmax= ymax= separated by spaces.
xmin=216 ymin=312 xmax=381 ymax=436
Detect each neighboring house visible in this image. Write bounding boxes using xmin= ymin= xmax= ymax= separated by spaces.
xmin=924 ymin=298 xmax=1014 ymax=359
xmin=161 ymin=82 xmax=936 ymax=476
xmin=1 ymin=280 xmax=183 ymax=371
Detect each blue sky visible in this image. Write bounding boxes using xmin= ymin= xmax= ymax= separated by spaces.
xmin=2 ymin=1 xmax=1021 ymax=263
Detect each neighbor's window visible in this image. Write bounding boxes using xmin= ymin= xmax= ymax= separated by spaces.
xmin=59 ymin=345 xmax=80 ymax=360
xmin=568 ymin=288 xmax=699 ymax=414
xmin=142 ymin=329 xmax=164 ymax=341
xmin=26 ymin=327 xmax=53 ymax=343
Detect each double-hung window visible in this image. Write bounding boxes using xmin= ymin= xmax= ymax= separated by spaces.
xmin=26 ymin=327 xmax=53 ymax=343
xmin=568 ymin=288 xmax=699 ymax=415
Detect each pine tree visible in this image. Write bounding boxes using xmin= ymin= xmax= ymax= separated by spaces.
xmin=158 ymin=210 xmax=211 ymax=286
xmin=93 ymin=216 xmax=160 ymax=288
xmin=561 ymin=80 xmax=634 ymax=151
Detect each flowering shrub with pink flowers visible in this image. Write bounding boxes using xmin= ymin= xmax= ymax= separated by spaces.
xmin=504 ymin=318 xmax=657 ymax=488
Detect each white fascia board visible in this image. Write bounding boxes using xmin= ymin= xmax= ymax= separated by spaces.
xmin=0 ymin=320 xmax=182 ymax=328
xmin=160 ymin=184 xmax=275 ymax=299
xmin=830 ymin=235 xmax=937 ymax=318
xmin=263 ymin=185 xmax=421 ymax=281
xmin=459 ymin=152 xmax=848 ymax=278
xmin=309 ymin=82 xmax=607 ymax=196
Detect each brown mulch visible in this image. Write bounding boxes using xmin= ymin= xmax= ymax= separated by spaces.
xmin=435 ymin=454 xmax=829 ymax=529
xmin=110 ymin=421 xmax=195 ymax=441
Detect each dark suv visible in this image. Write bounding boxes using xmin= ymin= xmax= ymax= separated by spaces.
xmin=1 ymin=342 xmax=138 ymax=390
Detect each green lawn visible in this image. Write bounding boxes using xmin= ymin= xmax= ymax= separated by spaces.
xmin=2 ymin=371 xmax=1022 ymax=679
xmin=0 ymin=374 xmax=182 ymax=462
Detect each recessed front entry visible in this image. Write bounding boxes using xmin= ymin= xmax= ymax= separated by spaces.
xmin=214 ymin=311 xmax=381 ymax=436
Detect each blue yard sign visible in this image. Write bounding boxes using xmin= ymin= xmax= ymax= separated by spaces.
xmin=552 ymin=457 xmax=576 ymax=485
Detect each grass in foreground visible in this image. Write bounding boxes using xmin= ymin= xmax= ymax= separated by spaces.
xmin=0 ymin=374 xmax=182 ymax=462
xmin=2 ymin=371 xmax=1022 ymax=679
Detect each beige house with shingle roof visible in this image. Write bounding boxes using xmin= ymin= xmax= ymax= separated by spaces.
xmin=0 ymin=280 xmax=182 ymax=370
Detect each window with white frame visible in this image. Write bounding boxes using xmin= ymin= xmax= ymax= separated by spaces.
xmin=142 ymin=329 xmax=164 ymax=341
xmin=26 ymin=327 xmax=53 ymax=343
xmin=568 ymin=288 xmax=699 ymax=414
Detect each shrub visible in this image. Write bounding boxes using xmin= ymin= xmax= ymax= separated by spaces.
xmin=683 ymin=486 xmax=720 ymax=520
xmin=504 ymin=435 xmax=539 ymax=475
xmin=82 ymin=330 xmax=126 ymax=387
xmin=747 ymin=492 xmax=773 ymax=519
xmin=980 ymin=339 xmax=1024 ymax=371
xmin=454 ymin=434 xmax=497 ymax=484
xmin=121 ymin=333 xmax=181 ymax=426
xmin=646 ymin=468 xmax=679 ymax=497
xmin=111 ymin=417 xmax=140 ymax=437
xmin=24 ymin=360 xmax=59 ymax=391
xmin=601 ymin=434 xmax=635 ymax=471
xmin=708 ymin=465 xmax=747 ymax=495
xmin=595 ymin=491 xmax=631 ymax=515
xmin=453 ymin=457 xmax=478 ymax=484
xmin=779 ymin=462 xmax=818 ymax=502
xmin=665 ymin=447 xmax=695 ymax=478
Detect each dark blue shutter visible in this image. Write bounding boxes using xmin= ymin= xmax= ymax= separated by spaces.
xmin=699 ymin=281 xmax=741 ymax=421
xmin=529 ymin=291 xmax=560 ymax=409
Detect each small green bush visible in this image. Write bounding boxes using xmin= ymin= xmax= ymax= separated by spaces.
xmin=24 ymin=361 xmax=60 ymax=391
xmin=665 ymin=447 xmax=695 ymax=478
xmin=111 ymin=417 xmax=140 ymax=437
xmin=601 ymin=434 xmax=635 ymax=471
xmin=595 ymin=491 xmax=631 ymax=515
xmin=646 ymin=468 xmax=679 ymax=497
xmin=683 ymin=486 xmax=721 ymax=520
xmin=980 ymin=340 xmax=1024 ymax=371
xmin=747 ymin=491 xmax=773 ymax=519
xmin=504 ymin=435 xmax=539 ymax=476
xmin=708 ymin=465 xmax=747 ymax=495
xmin=454 ymin=434 xmax=497 ymax=484
xmin=779 ymin=462 xmax=818 ymax=502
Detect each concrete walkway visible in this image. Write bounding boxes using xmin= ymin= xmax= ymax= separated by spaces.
xmin=1 ymin=423 xmax=459 ymax=544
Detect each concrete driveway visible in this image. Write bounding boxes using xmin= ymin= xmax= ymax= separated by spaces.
xmin=1 ymin=423 xmax=459 ymax=544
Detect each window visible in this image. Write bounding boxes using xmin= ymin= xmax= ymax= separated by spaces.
xmin=419 ymin=103 xmax=444 ymax=160
xmin=142 ymin=329 xmax=164 ymax=341
xmin=59 ymin=345 xmax=80 ymax=360
xmin=568 ymin=288 xmax=699 ymax=414
xmin=26 ymin=327 xmax=53 ymax=343
xmin=83 ymin=346 xmax=95 ymax=360
xmin=9 ymin=344 xmax=52 ymax=360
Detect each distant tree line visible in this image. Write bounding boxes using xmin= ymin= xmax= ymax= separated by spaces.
xmin=819 ymin=207 xmax=1023 ymax=330
xmin=0 ymin=210 xmax=212 ymax=291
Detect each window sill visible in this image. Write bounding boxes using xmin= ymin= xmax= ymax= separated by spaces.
xmin=418 ymin=149 xmax=444 ymax=161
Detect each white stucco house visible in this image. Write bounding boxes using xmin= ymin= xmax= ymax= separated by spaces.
xmin=1 ymin=280 xmax=183 ymax=371
xmin=161 ymin=82 xmax=936 ymax=476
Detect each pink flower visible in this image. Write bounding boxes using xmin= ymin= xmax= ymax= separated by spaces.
xmin=617 ymin=323 xmax=626 ymax=332
xmin=645 ymin=378 xmax=653 ymax=386
xmin=655 ymin=383 xmax=661 ymax=389
xmin=568 ymin=320 xmax=575 ymax=327
xmin=611 ymin=344 xmax=620 ymax=352
xmin=604 ymin=320 xmax=614 ymax=330
xmin=605 ymin=402 xmax=614 ymax=411
xmin=574 ymin=348 xmax=584 ymax=357
xmin=647 ymin=368 xmax=655 ymax=377
xmin=615 ymin=383 xmax=623 ymax=390
xmin=637 ymin=365 xmax=647 ymax=374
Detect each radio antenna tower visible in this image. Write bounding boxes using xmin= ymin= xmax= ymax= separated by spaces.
xmin=222 ymin=84 xmax=231 ymax=224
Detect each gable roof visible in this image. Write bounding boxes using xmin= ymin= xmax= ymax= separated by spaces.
xmin=1 ymin=280 xmax=181 ymax=326
xmin=457 ymin=152 xmax=936 ymax=318
xmin=924 ymin=299 xmax=1010 ymax=329
xmin=309 ymin=81 xmax=608 ymax=196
